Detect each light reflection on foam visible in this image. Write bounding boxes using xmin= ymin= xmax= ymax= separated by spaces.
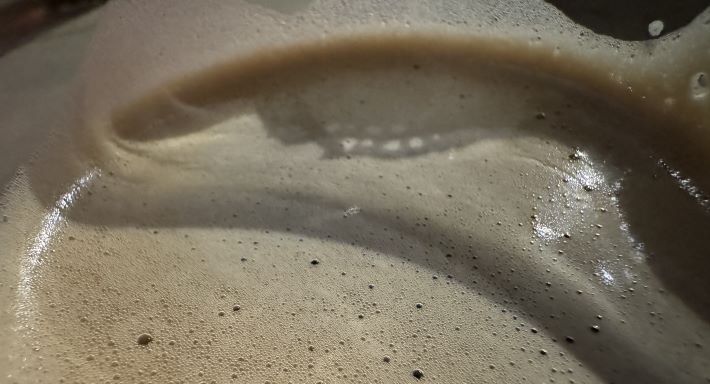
xmin=16 ymin=168 xmax=99 ymax=330
xmin=533 ymin=149 xmax=632 ymax=288
xmin=568 ymin=150 xmax=604 ymax=192
xmin=657 ymin=159 xmax=710 ymax=212
xmin=610 ymin=179 xmax=646 ymax=264
xmin=533 ymin=149 xmax=603 ymax=243
xmin=598 ymin=266 xmax=615 ymax=285
xmin=533 ymin=222 xmax=560 ymax=241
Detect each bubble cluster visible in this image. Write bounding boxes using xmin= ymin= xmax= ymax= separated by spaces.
xmin=6 ymin=20 xmax=709 ymax=384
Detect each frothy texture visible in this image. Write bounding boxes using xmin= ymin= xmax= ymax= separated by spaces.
xmin=1 ymin=33 xmax=710 ymax=384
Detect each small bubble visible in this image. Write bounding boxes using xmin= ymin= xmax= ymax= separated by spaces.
xmin=137 ymin=333 xmax=153 ymax=345
xmin=415 ymin=303 xmax=423 ymax=309
xmin=536 ymin=112 xmax=546 ymax=120
xmin=531 ymin=328 xmax=538 ymax=334
xmin=218 ymin=311 xmax=225 ymax=317
xmin=540 ymin=349 xmax=548 ymax=355
xmin=383 ymin=356 xmax=391 ymax=363
xmin=590 ymin=325 xmax=600 ymax=333
xmin=691 ymin=72 xmax=708 ymax=99
xmin=310 ymin=259 xmax=320 ymax=265
xmin=648 ymin=20 xmax=664 ymax=37
xmin=412 ymin=369 xmax=424 ymax=379
xmin=368 ymin=284 xmax=375 ymax=289
xmin=233 ymin=305 xmax=241 ymax=311
xmin=565 ymin=336 xmax=575 ymax=343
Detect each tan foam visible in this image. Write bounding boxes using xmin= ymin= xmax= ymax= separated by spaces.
xmin=1 ymin=32 xmax=709 ymax=383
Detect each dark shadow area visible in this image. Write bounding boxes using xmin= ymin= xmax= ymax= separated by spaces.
xmin=544 ymin=0 xmax=710 ymax=41
xmin=618 ymin=165 xmax=710 ymax=320
xmin=64 ymin=178 xmax=704 ymax=383
xmin=28 ymin=36 xmax=710 ymax=383
xmin=0 ymin=0 xmax=104 ymax=56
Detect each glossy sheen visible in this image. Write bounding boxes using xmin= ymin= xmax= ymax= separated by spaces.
xmin=1 ymin=13 xmax=710 ymax=384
